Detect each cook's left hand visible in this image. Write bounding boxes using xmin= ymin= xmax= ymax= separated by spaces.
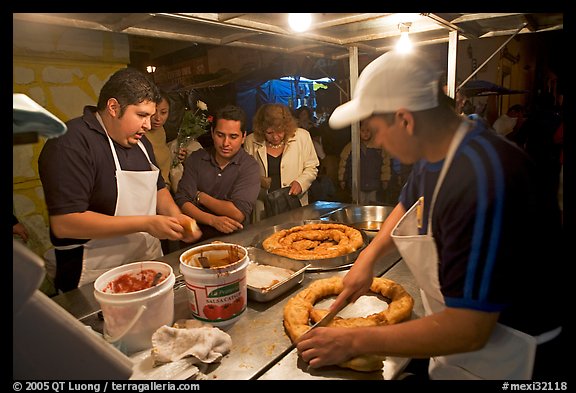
xmin=297 ymin=327 xmax=356 ymax=369
xmin=288 ymin=181 xmax=302 ymax=196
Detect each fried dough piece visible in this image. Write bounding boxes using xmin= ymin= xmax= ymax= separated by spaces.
xmin=283 ymin=276 xmax=414 ymax=372
xmin=263 ymin=223 xmax=364 ymax=260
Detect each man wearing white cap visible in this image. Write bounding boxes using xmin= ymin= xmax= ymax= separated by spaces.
xmin=296 ymin=51 xmax=564 ymax=379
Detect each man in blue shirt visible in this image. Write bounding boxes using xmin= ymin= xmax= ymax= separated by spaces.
xmin=296 ymin=51 xmax=564 ymax=379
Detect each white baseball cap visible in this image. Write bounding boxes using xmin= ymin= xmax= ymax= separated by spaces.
xmin=329 ymin=51 xmax=442 ymax=129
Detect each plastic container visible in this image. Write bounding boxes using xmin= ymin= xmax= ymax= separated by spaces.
xmin=93 ymin=261 xmax=175 ymax=354
xmin=179 ymin=243 xmax=248 ymax=328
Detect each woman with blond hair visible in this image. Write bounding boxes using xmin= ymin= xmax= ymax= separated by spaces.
xmin=244 ymin=103 xmax=319 ymax=221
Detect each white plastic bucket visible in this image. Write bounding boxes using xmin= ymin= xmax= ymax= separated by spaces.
xmin=179 ymin=243 xmax=248 ymax=328
xmin=93 ymin=261 xmax=175 ymax=354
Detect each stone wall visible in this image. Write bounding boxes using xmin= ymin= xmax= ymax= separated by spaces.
xmin=13 ymin=20 xmax=130 ymax=258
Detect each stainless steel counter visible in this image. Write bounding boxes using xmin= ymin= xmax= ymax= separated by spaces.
xmin=52 ymin=202 xmax=422 ymax=380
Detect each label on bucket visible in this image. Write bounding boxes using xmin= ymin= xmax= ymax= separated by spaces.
xmin=185 ymin=277 xmax=246 ymax=323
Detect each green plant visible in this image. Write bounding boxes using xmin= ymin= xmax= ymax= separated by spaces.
xmin=178 ymin=100 xmax=212 ymax=141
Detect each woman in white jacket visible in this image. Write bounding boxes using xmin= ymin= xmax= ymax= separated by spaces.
xmin=244 ymin=103 xmax=319 ymax=222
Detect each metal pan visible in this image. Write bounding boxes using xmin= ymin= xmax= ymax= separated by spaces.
xmin=321 ymin=205 xmax=395 ymax=239
xmin=321 ymin=205 xmax=395 ymax=231
xmin=246 ymin=247 xmax=309 ymax=302
xmin=250 ymin=220 xmax=369 ymax=271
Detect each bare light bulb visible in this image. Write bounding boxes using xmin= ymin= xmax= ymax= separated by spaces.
xmin=396 ymin=32 xmax=412 ymax=53
xmin=288 ymin=13 xmax=312 ymax=32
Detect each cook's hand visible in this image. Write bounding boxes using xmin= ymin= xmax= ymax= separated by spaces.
xmin=145 ymin=215 xmax=192 ymax=240
xmin=297 ymin=327 xmax=356 ymax=369
xmin=288 ymin=181 xmax=302 ymax=196
xmin=330 ymin=257 xmax=373 ymax=313
xmin=176 ymin=214 xmax=203 ymax=243
xmin=210 ymin=216 xmax=243 ymax=234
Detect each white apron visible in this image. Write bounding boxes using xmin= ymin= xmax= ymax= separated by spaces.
xmin=77 ymin=131 xmax=163 ymax=286
xmin=391 ymin=120 xmax=538 ymax=380
xmin=49 ymin=118 xmax=163 ymax=288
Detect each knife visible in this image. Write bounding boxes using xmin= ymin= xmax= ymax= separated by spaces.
xmin=307 ymin=295 xmax=352 ymax=330
xmin=249 ymin=296 xmax=352 ymax=380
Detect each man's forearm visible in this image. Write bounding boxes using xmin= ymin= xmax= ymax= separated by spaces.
xmin=196 ymin=192 xmax=244 ymax=222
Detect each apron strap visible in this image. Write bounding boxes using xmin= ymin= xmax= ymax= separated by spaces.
xmin=95 ymin=112 xmax=153 ymax=170
xmin=535 ymin=326 xmax=562 ymax=345
xmin=427 ymin=118 xmax=472 ymax=235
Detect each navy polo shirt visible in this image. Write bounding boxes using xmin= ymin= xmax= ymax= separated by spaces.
xmin=39 ymin=106 xmax=165 ymax=247
xmin=399 ymin=120 xmax=563 ymax=336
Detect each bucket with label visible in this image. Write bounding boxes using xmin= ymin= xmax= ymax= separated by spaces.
xmin=179 ymin=243 xmax=248 ymax=328
xmin=93 ymin=261 xmax=175 ymax=354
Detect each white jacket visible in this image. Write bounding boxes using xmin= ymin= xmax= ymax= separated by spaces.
xmin=244 ymin=127 xmax=319 ymax=206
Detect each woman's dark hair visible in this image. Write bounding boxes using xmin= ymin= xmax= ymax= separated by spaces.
xmin=213 ymin=105 xmax=247 ymax=133
xmin=97 ymin=67 xmax=161 ymax=116
xmin=158 ymin=89 xmax=171 ymax=106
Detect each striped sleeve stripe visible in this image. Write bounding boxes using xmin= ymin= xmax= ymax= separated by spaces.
xmin=461 ymin=138 xmax=505 ymax=304
xmin=461 ymin=147 xmax=487 ymax=301
xmin=477 ymin=138 xmax=505 ymax=301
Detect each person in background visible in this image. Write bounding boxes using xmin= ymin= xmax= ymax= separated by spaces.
xmin=512 ymin=93 xmax=562 ymax=202
xmin=167 ymin=135 xmax=203 ymax=194
xmin=309 ymin=126 xmax=326 ymax=162
xmin=244 ymin=103 xmax=319 ymax=221
xmin=308 ymin=164 xmax=337 ymax=203
xmin=492 ymin=104 xmax=524 ymax=137
xmin=338 ymin=120 xmax=391 ymax=204
xmin=307 ymin=126 xmax=334 ymax=203
xmin=297 ymin=105 xmax=325 ymax=162
xmin=295 ymin=105 xmax=316 ymax=131
xmin=175 ymin=105 xmax=260 ymax=242
xmin=385 ymin=157 xmax=412 ymax=206
xmin=38 ymin=67 xmax=201 ymax=292
xmin=146 ymin=90 xmax=173 ymax=190
xmin=297 ymin=51 xmax=564 ymax=379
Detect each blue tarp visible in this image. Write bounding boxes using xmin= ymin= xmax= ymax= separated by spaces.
xmin=236 ymin=78 xmax=319 ymax=131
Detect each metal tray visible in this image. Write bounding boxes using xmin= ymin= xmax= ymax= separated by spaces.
xmin=320 ymin=205 xmax=395 ymax=240
xmin=321 ymin=205 xmax=395 ymax=232
xmin=246 ymin=247 xmax=309 ymax=302
xmin=249 ymin=220 xmax=369 ymax=271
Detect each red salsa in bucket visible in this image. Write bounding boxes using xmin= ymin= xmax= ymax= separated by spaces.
xmin=104 ymin=269 xmax=165 ymax=294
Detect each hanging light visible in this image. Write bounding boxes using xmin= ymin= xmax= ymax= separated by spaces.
xmin=146 ymin=65 xmax=156 ymax=74
xmin=395 ymin=22 xmax=413 ymax=53
xmin=288 ymin=13 xmax=312 ymax=33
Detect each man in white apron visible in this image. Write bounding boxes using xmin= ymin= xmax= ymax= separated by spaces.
xmin=296 ymin=51 xmax=565 ymax=379
xmin=39 ymin=68 xmax=201 ymax=292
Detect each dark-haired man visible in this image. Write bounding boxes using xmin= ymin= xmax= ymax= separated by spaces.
xmin=296 ymin=51 xmax=564 ymax=379
xmin=39 ymin=67 xmax=201 ymax=292
xmin=175 ymin=105 xmax=260 ymax=241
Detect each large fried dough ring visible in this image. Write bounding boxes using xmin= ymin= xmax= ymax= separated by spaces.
xmin=263 ymin=223 xmax=364 ymax=260
xmin=283 ymin=276 xmax=414 ymax=372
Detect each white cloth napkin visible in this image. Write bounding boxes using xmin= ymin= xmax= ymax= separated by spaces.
xmin=151 ymin=320 xmax=232 ymax=365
